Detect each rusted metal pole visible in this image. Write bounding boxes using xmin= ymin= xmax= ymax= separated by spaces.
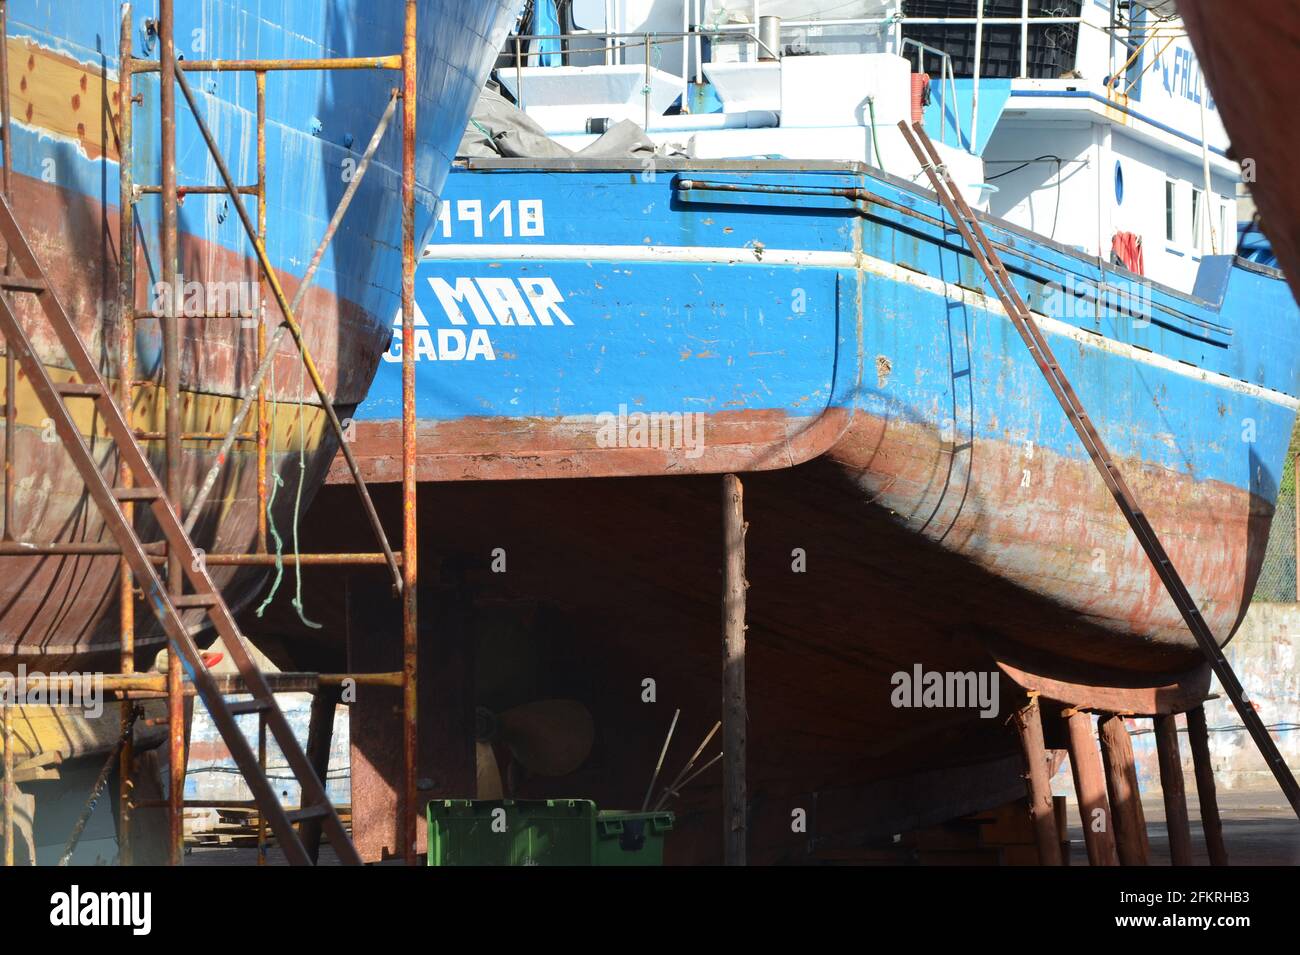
xmin=721 ymin=472 xmax=747 ymax=866
xmin=256 ymin=70 xmax=268 ymax=554
xmin=400 ymin=0 xmax=420 ymax=866
xmin=1012 ymin=695 xmax=1062 ymax=865
xmin=2 ymin=703 xmax=13 ymax=866
xmin=1153 ymin=713 xmax=1193 ymax=866
xmin=159 ymin=0 xmax=180 ymax=552
xmin=1063 ymin=709 xmax=1118 ymax=865
xmin=167 ymin=647 xmax=183 ymax=865
xmin=132 ymin=55 xmax=403 ymax=74
xmin=301 ymin=685 xmax=340 ymax=862
xmin=1185 ymin=704 xmax=1228 ymax=865
xmin=1098 ymin=713 xmax=1150 ymax=865
xmin=158 ymin=0 xmax=184 ymax=870
xmin=1 ymin=0 xmax=14 ymax=543
xmin=169 ymin=62 xmax=401 ymax=591
xmin=117 ymin=2 xmax=137 ymax=868
xmin=60 ymin=710 xmax=137 ymax=865
xmin=180 ymin=89 xmax=399 ymax=541
xmin=257 ymin=712 xmax=267 ymax=866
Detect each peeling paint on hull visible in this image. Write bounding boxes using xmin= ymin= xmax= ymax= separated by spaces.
xmin=0 ymin=0 xmax=523 ymax=671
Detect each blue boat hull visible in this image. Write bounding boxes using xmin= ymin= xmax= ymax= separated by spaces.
xmin=349 ymin=158 xmax=1300 ymax=673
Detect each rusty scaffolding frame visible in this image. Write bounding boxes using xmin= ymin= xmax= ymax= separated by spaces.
xmin=0 ymin=0 xmax=422 ymax=865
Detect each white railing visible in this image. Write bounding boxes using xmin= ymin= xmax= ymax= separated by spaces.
xmin=512 ymin=4 xmax=1088 ymax=153
xmin=900 ymin=37 xmax=957 ymax=147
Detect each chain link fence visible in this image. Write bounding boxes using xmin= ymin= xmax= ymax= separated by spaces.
xmin=1253 ymin=444 xmax=1298 ymax=603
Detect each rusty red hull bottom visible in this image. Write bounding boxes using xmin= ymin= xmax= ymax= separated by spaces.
xmin=0 ymin=170 xmax=384 ymax=674
xmin=252 ymin=407 xmax=1257 ymax=861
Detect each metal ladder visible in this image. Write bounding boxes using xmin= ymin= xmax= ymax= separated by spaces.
xmin=898 ymin=120 xmax=1300 ymax=819
xmin=0 ymin=193 xmax=362 ymax=865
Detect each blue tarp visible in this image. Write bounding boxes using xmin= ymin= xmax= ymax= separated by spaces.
xmin=1238 ymin=220 xmax=1279 ymax=269
xmin=532 ymin=0 xmax=561 ymax=67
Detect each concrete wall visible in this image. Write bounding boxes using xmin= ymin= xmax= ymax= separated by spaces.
xmin=1053 ymin=601 xmax=1300 ymax=797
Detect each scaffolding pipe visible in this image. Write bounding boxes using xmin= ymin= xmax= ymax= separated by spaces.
xmin=256 ymin=71 xmax=269 ymax=554
xmin=117 ymin=2 xmax=137 ymax=869
xmin=2 ymin=702 xmax=13 ymax=866
xmin=157 ymin=0 xmax=186 ymax=869
xmin=400 ymin=0 xmax=420 ymax=867
xmin=59 ymin=709 xmax=138 ymax=866
xmin=180 ymin=90 xmax=401 ymax=542
xmin=1 ymin=0 xmax=14 ymax=544
xmin=168 ymin=59 xmax=402 ymax=593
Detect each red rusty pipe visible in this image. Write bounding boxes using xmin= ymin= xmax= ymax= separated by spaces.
xmin=132 ymin=55 xmax=402 ymax=74
xmin=400 ymin=0 xmax=420 ymax=867
xmin=117 ymin=1 xmax=137 ymax=868
xmin=159 ymin=0 xmax=185 ymax=869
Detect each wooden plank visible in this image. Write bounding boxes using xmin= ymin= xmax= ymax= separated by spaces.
xmin=721 ymin=473 xmax=748 ymax=866
xmin=1154 ymin=714 xmax=1194 ymax=866
xmin=1098 ymin=714 xmax=1150 ymax=865
xmin=1011 ymin=697 xmax=1062 ymax=865
xmin=1185 ymin=704 xmax=1228 ymax=865
xmin=1063 ymin=709 xmax=1119 ymax=865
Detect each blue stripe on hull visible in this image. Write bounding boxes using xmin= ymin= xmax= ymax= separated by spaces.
xmin=357 ymin=164 xmax=1300 ymax=511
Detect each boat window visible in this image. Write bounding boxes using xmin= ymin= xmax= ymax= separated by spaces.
xmin=901 ymin=0 xmax=1083 ymax=80
xmin=1115 ymin=162 xmax=1124 ymax=206
xmin=1191 ymin=187 xmax=1203 ymax=249
xmin=1165 ymin=180 xmax=1176 ymax=242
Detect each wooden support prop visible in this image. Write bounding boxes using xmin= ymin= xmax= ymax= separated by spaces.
xmin=300 ymin=686 xmax=341 ymax=863
xmin=1098 ymin=714 xmax=1150 ymax=865
xmin=1185 ymin=704 xmax=1228 ymax=866
xmin=1012 ymin=695 xmax=1061 ymax=865
xmin=721 ymin=473 xmax=748 ymax=866
xmin=1063 ymin=709 xmax=1118 ymax=865
xmin=2 ymin=703 xmax=13 ymax=866
xmin=1153 ymin=713 xmax=1193 ymax=866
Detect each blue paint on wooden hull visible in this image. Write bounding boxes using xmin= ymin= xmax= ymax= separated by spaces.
xmin=352 ymin=160 xmax=1300 ymax=653
xmin=5 ymin=0 xmax=520 ymax=361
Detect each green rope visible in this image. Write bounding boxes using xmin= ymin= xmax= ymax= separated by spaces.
xmin=868 ymin=96 xmax=886 ymax=174
xmin=253 ymin=351 xmax=319 ymax=628
xmin=289 ymin=356 xmax=321 ymax=629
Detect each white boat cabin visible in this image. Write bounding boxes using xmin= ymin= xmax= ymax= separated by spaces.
xmin=499 ymin=0 xmax=1242 ymax=293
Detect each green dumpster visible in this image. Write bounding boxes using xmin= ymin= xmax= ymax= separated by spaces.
xmin=426 ymin=799 xmax=674 ymax=866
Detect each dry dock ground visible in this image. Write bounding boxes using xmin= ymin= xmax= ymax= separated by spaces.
xmin=1065 ymin=790 xmax=1300 ymax=866
xmin=184 ymin=790 xmax=1300 ymax=865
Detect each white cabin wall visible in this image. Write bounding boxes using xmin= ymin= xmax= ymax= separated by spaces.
xmin=1108 ymin=128 xmax=1237 ymax=291
xmin=983 ymin=122 xmax=1098 ymax=253
xmin=984 ymin=118 xmax=1239 ymax=294
xmin=569 ymin=0 xmax=694 ymax=76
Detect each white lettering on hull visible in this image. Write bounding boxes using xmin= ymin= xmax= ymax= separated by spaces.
xmin=382 ymin=276 xmax=573 ymax=362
